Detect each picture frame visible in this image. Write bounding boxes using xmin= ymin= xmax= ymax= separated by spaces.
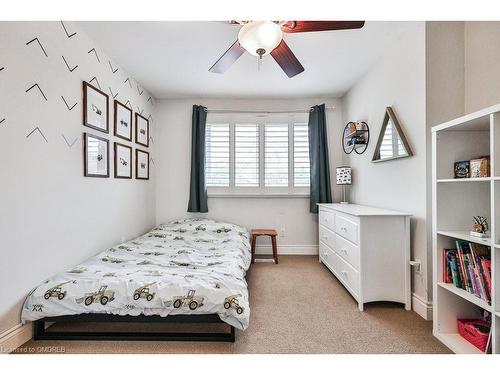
xmin=136 ymin=149 xmax=150 ymax=180
xmin=83 ymin=81 xmax=109 ymax=133
xmin=83 ymin=132 xmax=109 ymax=178
xmin=135 ymin=113 xmax=149 ymax=147
xmin=114 ymin=100 xmax=133 ymax=141
xmin=114 ymin=142 xmax=132 ymax=179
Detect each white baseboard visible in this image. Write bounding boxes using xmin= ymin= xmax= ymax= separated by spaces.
xmin=0 ymin=323 xmax=32 ymax=354
xmin=255 ymin=244 xmax=318 ymax=255
xmin=412 ymin=293 xmax=433 ymax=320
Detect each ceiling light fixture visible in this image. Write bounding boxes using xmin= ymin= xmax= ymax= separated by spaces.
xmin=238 ymin=21 xmax=283 ymax=58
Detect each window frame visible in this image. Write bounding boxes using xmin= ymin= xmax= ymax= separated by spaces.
xmin=206 ymin=113 xmax=310 ymax=197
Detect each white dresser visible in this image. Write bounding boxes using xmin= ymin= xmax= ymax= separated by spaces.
xmin=318 ymin=203 xmax=412 ymax=311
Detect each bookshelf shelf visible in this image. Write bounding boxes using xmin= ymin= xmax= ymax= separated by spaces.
xmin=437 ymin=230 xmax=492 ymax=246
xmin=434 ymin=333 xmax=484 ymax=354
xmin=438 ymin=282 xmax=491 ymax=312
xmin=432 ymin=104 xmax=499 ymax=355
xmin=437 ymin=177 xmax=491 ymax=183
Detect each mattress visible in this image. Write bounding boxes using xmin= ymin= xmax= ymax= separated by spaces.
xmin=21 ymin=218 xmax=251 ymax=330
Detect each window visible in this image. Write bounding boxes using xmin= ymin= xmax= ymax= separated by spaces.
xmin=205 ymin=113 xmax=310 ymax=196
xmin=205 ymin=123 xmax=230 ymax=187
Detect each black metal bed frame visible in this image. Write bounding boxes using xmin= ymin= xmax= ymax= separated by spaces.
xmin=33 ymin=313 xmax=235 ymax=342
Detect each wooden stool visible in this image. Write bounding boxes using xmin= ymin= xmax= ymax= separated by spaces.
xmin=251 ymin=229 xmax=278 ymax=264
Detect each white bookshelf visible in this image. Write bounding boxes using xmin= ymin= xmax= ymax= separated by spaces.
xmin=432 ymin=103 xmax=500 ymax=354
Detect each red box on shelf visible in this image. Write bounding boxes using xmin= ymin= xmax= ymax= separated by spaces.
xmin=457 ymin=319 xmax=490 ymax=352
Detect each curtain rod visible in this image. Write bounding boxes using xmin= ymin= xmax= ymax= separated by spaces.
xmin=204 ymin=107 xmax=335 ymax=114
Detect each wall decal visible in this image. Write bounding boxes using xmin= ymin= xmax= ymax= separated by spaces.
xmin=62 ymin=55 xmax=78 ymax=72
xmin=26 ymin=126 xmax=48 ymax=143
xmin=125 ymin=100 xmax=132 ymax=109
xmin=147 ymin=96 xmax=152 ymax=103
xmin=26 ymin=83 xmax=48 ymax=101
xmin=137 ymin=106 xmax=144 ymax=115
xmin=62 ymin=133 xmax=78 ymax=148
xmin=26 ymin=37 xmax=48 ymax=57
xmin=149 ymin=136 xmax=154 ymax=145
xmin=137 ymin=85 xmax=144 ymax=96
xmin=61 ymin=95 xmax=77 ymax=111
xmin=147 ymin=114 xmax=153 ymax=122
xmin=124 ymin=77 xmax=132 ymax=88
xmin=0 ymin=67 xmax=4 ymax=72
xmin=108 ymin=61 xmax=118 ymax=74
xmin=89 ymin=76 xmax=102 ymax=90
xmin=149 ymin=157 xmax=155 ymax=166
xmin=109 ymin=87 xmax=119 ymax=99
xmin=61 ymin=21 xmax=77 ymax=38
xmin=0 ymin=118 xmax=5 ymax=126
xmin=87 ymin=48 xmax=100 ymax=63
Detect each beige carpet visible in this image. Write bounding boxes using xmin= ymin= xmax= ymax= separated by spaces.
xmin=17 ymin=256 xmax=450 ymax=354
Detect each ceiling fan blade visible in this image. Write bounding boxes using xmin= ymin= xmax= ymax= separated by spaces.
xmin=209 ymin=41 xmax=246 ymax=74
xmin=282 ymin=21 xmax=365 ymax=33
xmin=270 ymin=40 xmax=304 ymax=78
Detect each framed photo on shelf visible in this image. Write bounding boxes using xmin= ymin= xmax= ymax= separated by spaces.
xmin=136 ymin=149 xmax=149 ymax=180
xmin=83 ymin=132 xmax=109 ymax=178
xmin=83 ymin=81 xmax=109 ymax=133
xmin=114 ymin=142 xmax=132 ymax=179
xmin=135 ymin=113 xmax=149 ymax=147
xmin=114 ymin=100 xmax=133 ymax=141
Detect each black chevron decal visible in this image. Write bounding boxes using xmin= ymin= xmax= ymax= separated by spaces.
xmin=108 ymin=61 xmax=118 ymax=74
xmin=147 ymin=96 xmax=152 ymax=103
xmin=61 ymin=21 xmax=77 ymax=38
xmin=0 ymin=118 xmax=5 ymax=126
xmin=109 ymin=87 xmax=118 ymax=99
xmin=61 ymin=96 xmax=77 ymax=110
xmin=125 ymin=100 xmax=132 ymax=109
xmin=149 ymin=136 xmax=154 ymax=144
xmin=87 ymin=48 xmax=100 ymax=63
xmin=62 ymin=134 xmax=78 ymax=148
xmin=26 ymin=37 xmax=48 ymax=57
xmin=89 ymin=76 xmax=102 ymax=90
xmin=137 ymin=106 xmax=144 ymax=115
xmin=0 ymin=67 xmax=4 ymax=72
xmin=26 ymin=126 xmax=48 ymax=143
xmin=62 ymin=55 xmax=78 ymax=72
xmin=137 ymin=85 xmax=144 ymax=95
xmin=26 ymin=83 xmax=47 ymax=101
xmin=124 ymin=77 xmax=132 ymax=88
xmin=148 ymin=114 xmax=153 ymax=121
xmin=149 ymin=157 xmax=155 ymax=166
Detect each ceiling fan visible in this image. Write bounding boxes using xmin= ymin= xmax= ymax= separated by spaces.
xmin=209 ymin=21 xmax=365 ymax=78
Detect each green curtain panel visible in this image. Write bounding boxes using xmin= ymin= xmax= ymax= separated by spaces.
xmin=187 ymin=105 xmax=208 ymax=213
xmin=308 ymin=104 xmax=333 ymax=213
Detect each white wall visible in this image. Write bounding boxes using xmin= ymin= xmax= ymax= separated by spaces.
xmin=0 ymin=22 xmax=156 ymax=335
xmin=154 ymin=98 xmax=344 ymax=251
xmin=340 ymin=23 xmax=428 ymax=308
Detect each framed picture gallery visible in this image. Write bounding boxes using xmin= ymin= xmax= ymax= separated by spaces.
xmin=114 ymin=100 xmax=133 ymax=141
xmin=83 ymin=133 xmax=109 ymax=178
xmin=136 ymin=149 xmax=149 ymax=180
xmin=135 ymin=113 xmax=149 ymax=147
xmin=114 ymin=142 xmax=132 ymax=179
xmin=83 ymin=81 xmax=109 ymax=133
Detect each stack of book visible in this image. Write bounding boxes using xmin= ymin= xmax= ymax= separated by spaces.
xmin=442 ymin=240 xmax=492 ymax=304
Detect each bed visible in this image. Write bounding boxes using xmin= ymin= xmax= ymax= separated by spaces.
xmin=21 ymin=218 xmax=251 ymax=342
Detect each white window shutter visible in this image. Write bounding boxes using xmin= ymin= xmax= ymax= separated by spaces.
xmin=205 ymin=123 xmax=230 ymax=187
xmin=293 ymin=123 xmax=310 ymax=187
xmin=235 ymin=124 xmax=259 ymax=187
xmin=264 ymin=124 xmax=289 ymax=187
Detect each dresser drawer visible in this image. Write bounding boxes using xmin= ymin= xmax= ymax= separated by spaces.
xmin=335 ymin=214 xmax=358 ymax=244
xmin=333 ymin=251 xmax=360 ymax=297
xmin=319 ymin=210 xmax=335 ymax=231
xmin=319 ymin=242 xmax=337 ymax=271
xmin=335 ymin=233 xmax=360 ymax=270
xmin=319 ymin=225 xmax=336 ymax=250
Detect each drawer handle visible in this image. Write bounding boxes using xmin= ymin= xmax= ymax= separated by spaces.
xmin=323 ymin=252 xmax=329 ymax=257
xmin=341 ymin=270 xmax=348 ymax=278
xmin=341 ymin=226 xmax=347 ymax=231
xmin=341 ymin=248 xmax=348 ymax=254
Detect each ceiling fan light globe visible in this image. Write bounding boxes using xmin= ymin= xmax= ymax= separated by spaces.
xmin=238 ymin=21 xmax=283 ymax=57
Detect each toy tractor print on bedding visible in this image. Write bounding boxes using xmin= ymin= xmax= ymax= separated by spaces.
xmin=43 ymin=281 xmax=75 ymax=300
xmin=76 ymin=286 xmax=115 ymax=306
xmin=101 ymin=255 xmax=126 ymax=263
xmin=133 ymin=283 xmax=156 ymax=301
xmin=224 ymin=294 xmax=244 ymax=314
xmin=172 ymin=289 xmax=204 ymax=310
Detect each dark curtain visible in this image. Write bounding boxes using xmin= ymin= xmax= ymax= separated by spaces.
xmin=308 ymin=104 xmax=332 ymax=213
xmin=187 ymin=105 xmax=208 ymax=213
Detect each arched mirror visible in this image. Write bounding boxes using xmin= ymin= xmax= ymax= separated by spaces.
xmin=372 ymin=107 xmax=413 ymax=162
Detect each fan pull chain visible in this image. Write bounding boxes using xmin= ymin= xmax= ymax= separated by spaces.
xmin=258 ymin=55 xmax=262 ymax=72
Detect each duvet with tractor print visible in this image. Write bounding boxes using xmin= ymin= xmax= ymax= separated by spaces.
xmin=22 ymin=219 xmax=252 ymax=330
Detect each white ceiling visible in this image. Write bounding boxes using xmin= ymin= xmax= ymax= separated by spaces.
xmin=78 ymin=21 xmax=409 ymax=99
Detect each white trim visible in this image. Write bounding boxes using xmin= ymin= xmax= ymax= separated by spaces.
xmin=255 ymin=244 xmax=318 ymax=255
xmin=412 ymin=293 xmax=433 ymax=320
xmin=0 ymin=323 xmax=32 ymax=354
xmin=208 ymin=192 xmax=309 ymax=198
